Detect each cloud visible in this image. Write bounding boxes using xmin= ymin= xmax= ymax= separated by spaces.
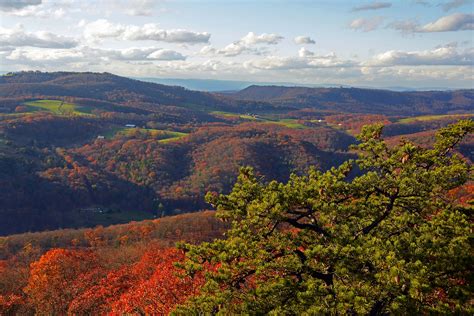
xmin=351 ymin=2 xmax=392 ymax=11
xmin=93 ymin=47 xmax=185 ymax=61
xmin=244 ymin=50 xmax=355 ymax=70
xmin=147 ymin=49 xmax=185 ymax=60
xmin=367 ymin=44 xmax=473 ymax=66
xmin=389 ymin=13 xmax=474 ymax=33
xmin=387 ymin=20 xmax=420 ymax=34
xmin=211 ymin=32 xmax=283 ymax=57
xmin=294 ymin=36 xmax=316 ymax=45
xmin=0 ymin=25 xmax=78 ymax=48
xmin=0 ymin=0 xmax=67 ymax=18
xmin=440 ymin=0 xmax=472 ymax=12
xmin=83 ymin=19 xmax=124 ymax=41
xmin=85 ymin=47 xmax=186 ymax=62
xmin=82 ymin=19 xmax=211 ymax=44
xmin=421 ymin=13 xmax=473 ymax=32
xmin=3 ymin=46 xmax=186 ymax=68
xmin=0 ymin=0 xmax=41 ymax=11
xmin=239 ymin=32 xmax=283 ymax=45
xmin=298 ymin=47 xmax=315 ymax=57
xmin=3 ymin=6 xmax=65 ymax=18
xmin=123 ymin=0 xmax=157 ymax=16
xmin=4 ymin=48 xmax=85 ymax=67
xmin=350 ymin=17 xmax=385 ymax=32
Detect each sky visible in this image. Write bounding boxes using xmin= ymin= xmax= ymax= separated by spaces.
xmin=0 ymin=0 xmax=473 ymax=89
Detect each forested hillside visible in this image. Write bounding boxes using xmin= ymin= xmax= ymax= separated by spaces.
xmin=0 ymin=71 xmax=472 ymax=235
xmin=229 ymin=85 xmax=474 ymax=115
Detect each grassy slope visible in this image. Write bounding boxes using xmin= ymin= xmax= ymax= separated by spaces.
xmin=398 ymin=113 xmax=473 ymax=123
xmin=211 ymin=111 xmax=308 ymax=129
xmin=23 ymin=99 xmax=94 ymax=116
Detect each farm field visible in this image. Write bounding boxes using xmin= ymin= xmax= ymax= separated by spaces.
xmin=398 ymin=113 xmax=473 ymax=123
xmin=22 ymin=100 xmax=94 ymax=116
xmin=211 ymin=111 xmax=308 ymax=129
xmin=106 ymin=126 xmax=189 ymax=142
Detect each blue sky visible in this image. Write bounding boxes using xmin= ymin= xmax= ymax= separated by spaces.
xmin=0 ymin=0 xmax=473 ymax=88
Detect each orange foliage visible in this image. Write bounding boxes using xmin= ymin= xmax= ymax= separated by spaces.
xmin=24 ymin=248 xmax=101 ymax=315
xmin=111 ymin=248 xmax=204 ymax=315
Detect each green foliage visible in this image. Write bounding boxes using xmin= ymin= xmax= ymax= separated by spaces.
xmin=177 ymin=120 xmax=473 ymax=315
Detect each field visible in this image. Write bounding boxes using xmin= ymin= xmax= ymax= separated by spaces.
xmin=211 ymin=111 xmax=259 ymax=121
xmin=211 ymin=111 xmax=308 ymax=129
xmin=22 ymin=99 xmax=94 ymax=116
xmin=158 ymin=131 xmax=188 ymax=143
xmin=108 ymin=126 xmax=189 ymax=142
xmin=398 ymin=113 xmax=473 ymax=123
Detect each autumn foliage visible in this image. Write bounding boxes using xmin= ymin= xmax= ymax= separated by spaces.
xmin=0 ymin=212 xmax=223 ymax=314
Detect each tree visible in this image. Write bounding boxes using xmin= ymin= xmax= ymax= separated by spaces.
xmin=177 ymin=120 xmax=473 ymax=315
xmin=24 ymin=249 xmax=101 ymax=315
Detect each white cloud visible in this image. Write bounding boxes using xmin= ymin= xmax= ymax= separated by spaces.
xmin=211 ymin=32 xmax=283 ymax=57
xmin=239 ymin=32 xmax=283 ymax=45
xmin=367 ymin=45 xmax=473 ymax=66
xmin=0 ymin=25 xmax=78 ymax=48
xmin=350 ymin=17 xmax=385 ymax=32
xmin=2 ymin=45 xmax=186 ymax=68
xmin=5 ymin=47 xmax=84 ymax=64
xmin=245 ymin=51 xmax=354 ymax=70
xmin=294 ymin=36 xmax=316 ymax=45
xmin=147 ymin=49 xmax=185 ymax=60
xmin=82 ymin=19 xmax=211 ymax=44
xmin=83 ymin=19 xmax=127 ymax=41
xmin=389 ymin=13 xmax=474 ymax=33
xmin=298 ymin=47 xmax=315 ymax=58
xmin=351 ymin=2 xmax=392 ymax=11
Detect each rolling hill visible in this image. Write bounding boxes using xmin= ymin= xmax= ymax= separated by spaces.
xmin=0 ymin=71 xmax=472 ymax=235
xmin=228 ymin=85 xmax=474 ymax=115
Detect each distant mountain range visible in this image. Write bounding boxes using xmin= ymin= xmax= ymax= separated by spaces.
xmin=137 ymin=77 xmax=462 ymax=93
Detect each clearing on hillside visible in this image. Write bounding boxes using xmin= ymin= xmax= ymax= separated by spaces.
xmin=22 ymin=100 xmax=94 ymax=116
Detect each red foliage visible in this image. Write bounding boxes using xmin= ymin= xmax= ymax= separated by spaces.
xmin=24 ymin=248 xmax=102 ymax=315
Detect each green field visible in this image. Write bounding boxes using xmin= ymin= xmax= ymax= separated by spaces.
xmin=109 ymin=127 xmax=188 ymax=143
xmin=22 ymin=100 xmax=94 ymax=116
xmin=211 ymin=111 xmax=259 ymax=121
xmin=211 ymin=111 xmax=308 ymax=129
xmin=158 ymin=131 xmax=188 ymax=143
xmin=269 ymin=118 xmax=308 ymax=129
xmin=398 ymin=114 xmax=473 ymax=124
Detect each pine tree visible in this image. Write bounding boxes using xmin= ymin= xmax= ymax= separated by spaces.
xmin=177 ymin=120 xmax=473 ymax=315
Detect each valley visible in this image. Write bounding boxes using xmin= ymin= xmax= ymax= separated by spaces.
xmin=0 ymin=71 xmax=472 ymax=236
